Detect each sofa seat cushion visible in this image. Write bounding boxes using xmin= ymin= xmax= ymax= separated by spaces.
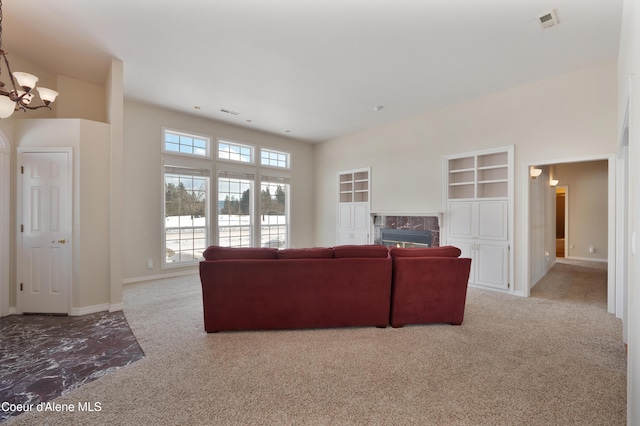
xmin=333 ymin=245 xmax=389 ymax=258
xmin=390 ymin=246 xmax=461 ymax=258
xmin=203 ymin=246 xmax=278 ymax=260
xmin=277 ymin=247 xmax=334 ymax=259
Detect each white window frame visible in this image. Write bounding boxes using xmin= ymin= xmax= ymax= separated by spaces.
xmin=217 ymin=139 xmax=255 ymax=164
xmin=260 ymin=147 xmax=291 ymax=169
xmin=162 ymin=127 xmax=212 ymax=159
xmin=259 ymin=174 xmax=291 ymax=248
xmin=216 ymin=167 xmax=255 ymax=248
xmin=161 ymin=156 xmax=212 ymax=268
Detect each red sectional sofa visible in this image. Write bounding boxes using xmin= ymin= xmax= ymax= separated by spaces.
xmin=390 ymin=246 xmax=472 ymax=327
xmin=199 ymin=244 xmax=472 ymax=332
xmin=199 ymin=245 xmax=392 ymax=332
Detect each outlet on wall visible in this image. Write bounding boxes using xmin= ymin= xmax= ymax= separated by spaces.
xmin=147 ymin=258 xmax=153 ymax=269
xmin=589 ymin=245 xmax=595 ymax=254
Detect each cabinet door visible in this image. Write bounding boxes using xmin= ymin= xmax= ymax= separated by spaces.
xmin=475 ymin=241 xmax=509 ymax=289
xmin=448 ymin=202 xmax=474 ymax=238
xmin=338 ymin=204 xmax=354 ymax=230
xmin=337 ymin=203 xmax=370 ymax=245
xmin=477 ymin=201 xmax=507 ymax=240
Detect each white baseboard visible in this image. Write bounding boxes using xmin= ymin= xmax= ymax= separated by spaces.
xmin=122 ymin=269 xmax=198 ymax=284
xmin=563 ymin=256 xmax=608 ymax=263
xmin=70 ymin=303 xmax=110 ymax=316
xmin=109 ymin=303 xmax=124 ymax=313
xmin=7 ymin=304 xmax=121 ymax=317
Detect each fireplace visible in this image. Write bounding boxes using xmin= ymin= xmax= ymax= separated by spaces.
xmin=380 ymin=228 xmax=432 ymax=248
xmin=373 ymin=214 xmax=441 ymax=247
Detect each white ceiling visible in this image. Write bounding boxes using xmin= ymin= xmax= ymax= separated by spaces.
xmin=2 ymin=0 xmax=622 ymax=143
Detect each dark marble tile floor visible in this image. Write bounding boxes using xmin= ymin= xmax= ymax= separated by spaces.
xmin=0 ymin=311 xmax=144 ymax=422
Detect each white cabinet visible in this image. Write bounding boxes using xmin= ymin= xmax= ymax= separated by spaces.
xmin=337 ymin=168 xmax=370 ymax=245
xmin=449 ymin=201 xmax=507 ymax=240
xmin=448 ymin=200 xmax=509 ymax=290
xmin=337 ymin=203 xmax=369 ymax=245
xmin=445 ymin=146 xmax=513 ymax=292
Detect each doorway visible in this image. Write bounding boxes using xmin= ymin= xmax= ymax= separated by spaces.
xmin=526 ymin=155 xmax=615 ymax=315
xmin=555 ymin=186 xmax=568 ymax=258
xmin=17 ymin=149 xmax=73 ymax=314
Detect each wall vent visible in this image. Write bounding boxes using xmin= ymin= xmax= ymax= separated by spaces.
xmin=539 ymin=10 xmax=559 ymax=29
xmin=220 ymin=108 xmax=240 ymax=115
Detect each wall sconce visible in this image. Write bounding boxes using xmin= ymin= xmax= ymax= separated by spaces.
xmin=530 ymin=167 xmax=542 ymax=179
xmin=550 ymin=179 xmax=559 ymax=187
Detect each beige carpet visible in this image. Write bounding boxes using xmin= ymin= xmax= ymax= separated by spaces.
xmin=6 ymin=260 xmax=626 ymax=425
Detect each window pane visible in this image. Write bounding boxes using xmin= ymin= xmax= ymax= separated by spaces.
xmin=260 ymin=180 xmax=288 ymax=248
xmin=218 ymin=140 xmax=253 ymax=163
xmin=165 ymin=171 xmax=208 ymax=264
xmin=218 ymin=175 xmax=252 ymax=247
xmin=166 ymin=133 xmax=179 ymax=144
xmin=164 ymin=130 xmax=209 ymax=157
xmin=260 ymin=148 xmax=289 ymax=169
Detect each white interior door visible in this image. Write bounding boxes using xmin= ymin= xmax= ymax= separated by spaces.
xmin=19 ymin=150 xmax=72 ymax=314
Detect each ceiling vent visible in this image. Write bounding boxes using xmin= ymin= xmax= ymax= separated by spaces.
xmin=220 ymin=108 xmax=240 ymax=116
xmin=538 ymin=10 xmax=559 ymax=29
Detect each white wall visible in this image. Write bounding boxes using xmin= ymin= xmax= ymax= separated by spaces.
xmin=56 ymin=75 xmax=106 ymax=122
xmin=314 ymin=60 xmax=618 ymax=295
xmin=619 ymin=0 xmax=640 ymax=422
xmin=529 ymin=166 xmax=555 ymax=286
xmin=555 ymin=161 xmax=609 ymax=260
xmin=122 ymin=101 xmax=316 ymax=280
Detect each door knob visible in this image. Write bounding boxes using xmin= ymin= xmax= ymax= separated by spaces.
xmin=53 ymin=239 xmax=67 ymax=244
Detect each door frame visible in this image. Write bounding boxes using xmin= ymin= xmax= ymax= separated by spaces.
xmin=523 ymin=153 xmax=617 ymax=315
xmin=0 ymin=131 xmax=9 ymax=317
xmin=16 ymin=147 xmax=74 ymax=315
xmin=555 ymin=185 xmax=569 ymax=257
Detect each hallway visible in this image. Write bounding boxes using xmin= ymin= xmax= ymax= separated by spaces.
xmin=531 ymin=258 xmax=608 ymax=309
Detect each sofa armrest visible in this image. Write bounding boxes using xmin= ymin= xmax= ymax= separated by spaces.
xmin=390 ymin=257 xmax=471 ymax=326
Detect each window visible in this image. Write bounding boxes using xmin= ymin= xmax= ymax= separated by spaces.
xmin=218 ymin=140 xmax=253 ymax=163
xmin=218 ymin=171 xmax=254 ymax=247
xmin=163 ymin=165 xmax=209 ymax=266
xmin=163 ymin=130 xmax=292 ymax=252
xmin=260 ymin=176 xmax=290 ymax=248
xmin=261 ymin=148 xmax=290 ymax=169
xmin=164 ymin=129 xmax=210 ymax=157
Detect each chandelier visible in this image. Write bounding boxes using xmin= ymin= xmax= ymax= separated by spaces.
xmin=0 ymin=0 xmax=58 ymax=118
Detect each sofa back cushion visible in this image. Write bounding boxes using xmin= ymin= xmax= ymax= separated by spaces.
xmin=333 ymin=245 xmax=389 ymax=259
xmin=203 ymin=246 xmax=279 ymax=260
xmin=390 ymin=246 xmax=462 ymax=258
xmin=277 ymin=248 xmax=334 ymax=259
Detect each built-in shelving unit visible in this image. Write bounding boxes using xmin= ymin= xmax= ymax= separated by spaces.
xmin=445 ymin=146 xmax=514 ymax=293
xmin=339 ymin=170 xmax=369 ymax=203
xmin=447 ymin=151 xmax=509 ymax=199
xmin=337 ymin=167 xmax=371 ymax=245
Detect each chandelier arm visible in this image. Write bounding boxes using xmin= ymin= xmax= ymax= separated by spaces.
xmin=20 ymin=104 xmax=52 ymax=111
